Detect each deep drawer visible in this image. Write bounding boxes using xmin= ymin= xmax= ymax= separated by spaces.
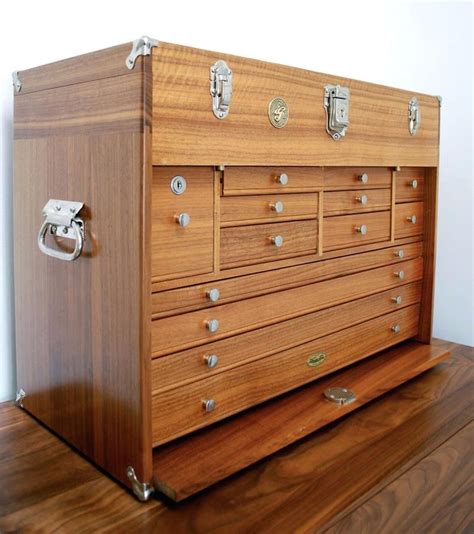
xmin=323 ymin=167 xmax=392 ymax=190
xmin=151 ymin=242 xmax=423 ymax=318
xmin=324 ymin=210 xmax=391 ymax=251
xmin=395 ymin=202 xmax=424 ymax=239
xmin=151 ymin=258 xmax=423 ymax=356
xmin=395 ymin=168 xmax=425 ymax=202
xmin=222 ymin=167 xmax=323 ymax=195
xmin=221 ymin=193 xmax=318 ymax=225
xmin=220 ymin=220 xmax=318 ymax=269
xmin=152 ymin=282 xmax=422 ymax=392
xmin=324 ymin=189 xmax=391 ymax=215
xmin=151 ymin=304 xmax=420 ymax=445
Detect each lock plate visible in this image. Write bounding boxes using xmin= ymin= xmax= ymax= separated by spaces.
xmin=210 ymin=60 xmax=233 ymax=119
xmin=324 ymin=84 xmax=350 ymax=140
xmin=408 ymin=96 xmax=421 ymax=135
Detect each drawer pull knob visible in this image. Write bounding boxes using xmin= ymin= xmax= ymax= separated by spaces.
xmin=394 ymin=270 xmax=405 ymax=280
xmin=406 ymin=215 xmax=417 ymax=224
xmin=394 ymin=249 xmax=405 ymax=258
xmin=205 ymin=319 xmax=220 ymax=333
xmin=356 ymin=195 xmax=368 ymax=205
xmin=270 ymin=201 xmax=284 ymax=213
xmin=206 ymin=288 xmax=220 ymax=302
xmin=391 ymin=295 xmax=402 ymax=304
xmin=175 ymin=213 xmax=190 ymax=227
xmin=358 ymin=173 xmax=369 ymax=184
xmin=271 ymin=235 xmax=284 ymax=247
xmin=391 ymin=324 xmax=401 ymax=334
xmin=324 ymin=387 xmax=356 ymax=406
xmin=204 ymin=354 xmax=219 ymax=368
xmin=409 ymin=179 xmax=418 ymax=189
xmin=354 ymin=224 xmax=368 ymax=235
xmin=276 ymin=173 xmax=289 ymax=185
xmin=202 ymin=399 xmax=216 ymax=412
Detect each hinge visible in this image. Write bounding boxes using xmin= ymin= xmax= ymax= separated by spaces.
xmin=126 ymin=466 xmax=154 ymax=502
xmin=15 ymin=388 xmax=26 ymax=408
xmin=12 ymin=71 xmax=21 ymax=93
xmin=408 ymin=96 xmax=421 ymax=135
xmin=324 ymin=84 xmax=350 ymax=140
xmin=210 ymin=60 xmax=233 ymax=119
xmin=126 ymin=36 xmax=159 ymax=70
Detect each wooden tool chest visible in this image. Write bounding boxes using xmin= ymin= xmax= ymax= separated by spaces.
xmin=13 ymin=36 xmax=449 ymax=501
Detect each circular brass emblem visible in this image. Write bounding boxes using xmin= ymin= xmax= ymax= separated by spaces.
xmin=268 ymin=97 xmax=289 ymax=128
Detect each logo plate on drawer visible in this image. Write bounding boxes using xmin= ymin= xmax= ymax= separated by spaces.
xmin=307 ymin=352 xmax=326 ymax=367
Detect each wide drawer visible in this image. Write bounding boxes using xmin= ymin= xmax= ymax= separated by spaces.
xmin=395 ymin=168 xmax=425 ymax=202
xmin=324 ymin=167 xmax=392 ymax=190
xmin=151 ymin=258 xmax=423 ymax=356
xmin=324 ymin=210 xmax=391 ymax=251
xmin=221 ymin=193 xmax=319 ymax=225
xmin=151 ymin=242 xmax=423 ymax=317
xmin=151 ymin=304 xmax=420 ymax=445
xmin=324 ymin=189 xmax=391 ymax=216
xmin=395 ymin=202 xmax=424 ymax=239
xmin=222 ymin=167 xmax=323 ymax=195
xmin=152 ymin=282 xmax=422 ymax=392
xmin=220 ymin=220 xmax=318 ymax=269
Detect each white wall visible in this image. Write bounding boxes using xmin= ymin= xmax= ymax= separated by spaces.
xmin=1 ymin=1 xmax=472 ymax=401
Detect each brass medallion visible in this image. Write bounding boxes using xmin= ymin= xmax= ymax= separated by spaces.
xmin=307 ymin=352 xmax=326 ymax=367
xmin=268 ymin=97 xmax=289 ymax=128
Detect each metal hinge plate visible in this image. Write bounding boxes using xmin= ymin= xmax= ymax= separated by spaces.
xmin=127 ymin=466 xmax=154 ymax=502
xmin=126 ymin=36 xmax=159 ymax=70
xmin=41 ymin=199 xmax=85 ymax=240
xmin=210 ymin=59 xmax=233 ymax=119
xmin=408 ymin=96 xmax=421 ymax=135
xmin=12 ymin=71 xmax=21 ymax=93
xmin=324 ymin=84 xmax=350 ymax=140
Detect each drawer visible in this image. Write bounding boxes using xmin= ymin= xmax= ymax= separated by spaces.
xmin=152 ymin=167 xmax=214 ymax=280
xmin=221 ymin=193 xmax=319 ymax=225
xmin=222 ymin=167 xmax=323 ymax=195
xmin=395 ymin=168 xmax=425 ymax=202
xmin=324 ymin=211 xmax=391 ymax=251
xmin=152 ymin=282 xmax=422 ymax=392
xmin=395 ymin=202 xmax=424 ymax=239
xmin=151 ymin=242 xmax=424 ymax=318
xmin=324 ymin=167 xmax=392 ymax=190
xmin=220 ymin=220 xmax=318 ymax=269
xmin=324 ymin=189 xmax=391 ymax=216
xmin=151 ymin=258 xmax=423 ymax=356
xmin=151 ymin=304 xmax=420 ymax=445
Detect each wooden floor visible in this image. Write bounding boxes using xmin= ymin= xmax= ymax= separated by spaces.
xmin=0 ymin=339 xmax=472 ymax=533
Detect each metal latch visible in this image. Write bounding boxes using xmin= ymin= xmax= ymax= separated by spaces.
xmin=37 ymin=199 xmax=85 ymax=261
xmin=324 ymin=84 xmax=350 ymax=140
xmin=408 ymin=96 xmax=421 ymax=135
xmin=210 ymin=60 xmax=233 ymax=119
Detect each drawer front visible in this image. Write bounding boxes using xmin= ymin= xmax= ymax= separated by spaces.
xmin=151 ymin=305 xmax=420 ymax=445
xmin=152 ymin=242 xmax=423 ymax=317
xmin=324 ymin=211 xmax=391 ymax=251
xmin=152 ymin=167 xmax=214 ymax=280
xmin=221 ymin=193 xmax=319 ymax=224
xmin=152 ymin=282 xmax=422 ymax=392
xmin=395 ymin=168 xmax=425 ymax=202
xmin=395 ymin=202 xmax=424 ymax=239
xmin=324 ymin=167 xmax=392 ymax=190
xmin=324 ymin=189 xmax=391 ymax=216
xmin=220 ymin=220 xmax=318 ymax=269
xmin=151 ymin=258 xmax=423 ymax=356
xmin=223 ymin=167 xmax=323 ymax=195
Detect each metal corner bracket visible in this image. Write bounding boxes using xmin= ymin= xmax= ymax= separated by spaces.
xmin=126 ymin=36 xmax=159 ymax=70
xmin=12 ymin=71 xmax=21 ymax=93
xmin=126 ymin=466 xmax=154 ymax=501
xmin=436 ymin=95 xmax=442 ymax=107
xmin=15 ymin=388 xmax=26 ymax=408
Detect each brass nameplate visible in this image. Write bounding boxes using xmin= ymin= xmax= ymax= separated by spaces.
xmin=268 ymin=97 xmax=289 ymax=128
xmin=307 ymin=352 xmax=326 ymax=367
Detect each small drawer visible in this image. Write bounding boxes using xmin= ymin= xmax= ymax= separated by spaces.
xmin=324 ymin=167 xmax=392 ymax=190
xmin=395 ymin=202 xmax=424 ymax=239
xmin=221 ymin=193 xmax=318 ymax=225
xmin=324 ymin=189 xmax=391 ymax=216
xmin=152 ymin=167 xmax=214 ymax=280
xmin=222 ymin=167 xmax=323 ymax=195
xmin=220 ymin=220 xmax=318 ymax=269
xmin=324 ymin=211 xmax=391 ymax=251
xmin=151 ymin=304 xmax=420 ymax=445
xmin=395 ymin=168 xmax=425 ymax=202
